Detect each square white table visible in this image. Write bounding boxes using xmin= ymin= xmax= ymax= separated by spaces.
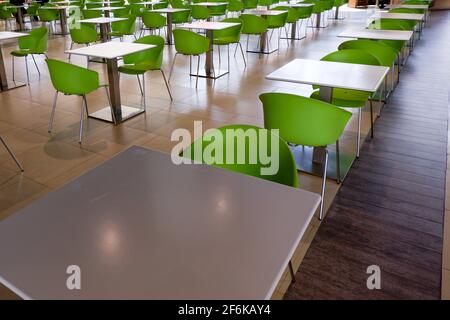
xmin=178 ymin=21 xmax=240 ymax=79
xmin=266 ymin=58 xmax=389 ymax=181
xmin=0 ymin=32 xmax=28 ymax=91
xmin=77 ymin=17 xmax=127 ymax=42
xmin=338 ymin=28 xmax=414 ymax=41
xmin=0 ymin=146 xmax=321 ymax=299
xmin=66 ymin=42 xmax=155 ymax=124
xmin=150 ymin=8 xmax=191 ymax=45
xmin=244 ymin=10 xmax=287 ymax=54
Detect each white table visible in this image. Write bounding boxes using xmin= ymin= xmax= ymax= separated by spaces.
xmin=150 ymin=8 xmax=190 ymax=45
xmin=77 ymin=17 xmax=127 ymax=42
xmin=178 ymin=21 xmax=240 ymax=79
xmin=371 ymin=12 xmax=425 ymax=21
xmin=338 ymin=28 xmax=414 ymax=41
xmin=0 ymin=32 xmax=28 ymax=91
xmin=66 ymin=42 xmax=155 ymax=124
xmin=244 ymin=10 xmax=287 ymax=54
xmin=86 ymin=6 xmax=125 ymax=18
xmin=266 ymin=59 xmax=389 ymax=181
xmin=0 ymin=146 xmax=321 ymax=299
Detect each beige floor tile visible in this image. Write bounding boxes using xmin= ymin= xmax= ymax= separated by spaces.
xmin=442 ymin=269 xmax=450 ymax=300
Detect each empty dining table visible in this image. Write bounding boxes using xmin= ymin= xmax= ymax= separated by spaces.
xmin=150 ymin=8 xmax=191 ymax=45
xmin=77 ymin=17 xmax=127 ymax=42
xmin=0 ymin=146 xmax=321 ymax=299
xmin=178 ymin=21 xmax=240 ymax=79
xmin=266 ymin=58 xmax=389 ymax=181
xmin=0 ymin=32 xmax=28 ymax=91
xmin=66 ymin=41 xmax=155 ymax=124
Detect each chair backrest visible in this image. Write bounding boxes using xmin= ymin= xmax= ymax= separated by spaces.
xmin=153 ymin=2 xmax=169 ymax=9
xmin=46 ymin=59 xmax=100 ymax=95
xmin=69 ymin=23 xmax=98 ymax=44
xmin=227 ymin=0 xmax=244 ymax=12
xmin=209 ymin=3 xmax=227 ymax=15
xmin=82 ymin=8 xmax=102 ymax=19
xmin=142 ymin=11 xmax=167 ymax=29
xmin=320 ymin=49 xmax=380 ymax=66
xmin=191 ymin=5 xmax=211 ymax=20
xmin=260 ymin=93 xmax=352 ymax=147
xmin=213 ymin=17 xmax=242 ymax=42
xmin=171 ymin=9 xmax=191 ymax=23
xmin=240 ymin=14 xmax=267 ymax=34
xmin=111 ymin=15 xmax=136 ymax=34
xmin=38 ymin=6 xmax=59 ymax=21
xmin=123 ymin=35 xmax=165 ymax=69
xmin=266 ymin=11 xmax=288 ymax=28
xmin=19 ymin=27 xmax=48 ymax=54
xmin=274 ymin=6 xmax=298 ymax=24
xmin=296 ymin=4 xmax=314 ymax=19
xmin=181 ymin=124 xmax=299 ymax=188
xmin=338 ymin=39 xmax=397 ymax=67
xmin=242 ymin=0 xmax=258 ymax=9
xmin=173 ymin=29 xmax=210 ymax=55
xmin=130 ymin=3 xmax=145 ymax=16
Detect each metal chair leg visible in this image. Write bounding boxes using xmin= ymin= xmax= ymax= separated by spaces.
xmin=12 ymin=56 xmax=15 ymax=82
xmin=239 ymin=42 xmax=247 ymax=68
xmin=168 ymin=52 xmax=178 ymax=82
xmin=24 ymin=56 xmax=30 ymax=84
xmin=0 ymin=135 xmax=24 ymax=172
xmin=31 ymin=54 xmax=40 ymax=77
xmin=370 ymin=99 xmax=374 ymax=139
xmin=335 ymin=140 xmax=341 ymax=184
xmin=319 ymin=149 xmax=329 ymax=220
xmin=356 ymin=108 xmax=361 ymax=158
xmin=137 ymin=74 xmax=144 ymax=95
xmin=288 ymin=261 xmax=296 ymax=283
xmin=142 ymin=74 xmax=146 ymax=110
xmin=79 ymin=95 xmax=87 ymax=143
xmin=48 ymin=91 xmax=58 ymax=132
xmin=160 ymin=70 xmax=173 ymax=101
xmin=195 ymin=54 xmax=200 ymax=89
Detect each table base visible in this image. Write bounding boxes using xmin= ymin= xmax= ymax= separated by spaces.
xmin=190 ymin=69 xmax=229 ymax=80
xmin=290 ymin=145 xmax=356 ymax=182
xmin=0 ymin=80 xmax=27 ymax=92
xmin=89 ymin=105 xmax=144 ymax=124
xmin=246 ymin=48 xmax=277 ymax=55
xmin=280 ymin=35 xmax=306 ymax=41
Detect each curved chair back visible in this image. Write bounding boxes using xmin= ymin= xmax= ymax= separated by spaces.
xmin=240 ymin=14 xmax=267 ymax=34
xmin=153 ymin=2 xmax=169 ymax=9
xmin=338 ymin=39 xmax=397 ymax=67
xmin=19 ymin=27 xmax=48 ymax=54
xmin=123 ymin=35 xmax=165 ymax=69
xmin=228 ymin=0 xmax=244 ymax=12
xmin=142 ymin=11 xmax=167 ymax=29
xmin=213 ymin=18 xmax=242 ymax=43
xmin=296 ymin=4 xmax=314 ymax=19
xmin=111 ymin=15 xmax=136 ymax=34
xmin=181 ymin=124 xmax=299 ymax=188
xmin=171 ymin=9 xmax=191 ymax=23
xmin=242 ymin=0 xmax=258 ymax=9
xmin=267 ymin=11 xmax=288 ymax=28
xmin=260 ymin=93 xmax=352 ymax=147
xmin=46 ymin=59 xmax=100 ymax=95
xmin=82 ymin=9 xmax=102 ymax=19
xmin=191 ymin=5 xmax=211 ymax=20
xmin=113 ymin=6 xmax=131 ymax=18
xmin=69 ymin=23 xmax=98 ymax=44
xmin=274 ymin=6 xmax=298 ymax=24
xmin=321 ymin=49 xmax=380 ymax=66
xmin=38 ymin=7 xmax=59 ymax=22
xmin=173 ymin=29 xmax=210 ymax=55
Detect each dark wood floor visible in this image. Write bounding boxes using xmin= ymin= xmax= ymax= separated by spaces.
xmin=285 ymin=11 xmax=450 ymax=300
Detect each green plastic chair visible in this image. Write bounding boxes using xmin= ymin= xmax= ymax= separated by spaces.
xmin=258 ymin=0 xmax=272 ymax=9
xmin=0 ymin=5 xmax=14 ymax=31
xmin=295 ymin=4 xmax=314 ymax=38
xmin=242 ymin=0 xmax=258 ymax=9
xmin=109 ymin=15 xmax=137 ymax=39
xmin=171 ymin=0 xmax=190 ymax=9
xmin=267 ymin=9 xmax=289 ymax=49
xmin=310 ymin=49 xmax=380 ymax=158
xmin=239 ymin=14 xmax=268 ymax=52
xmin=113 ymin=6 xmax=131 ymax=18
xmin=367 ymin=19 xmax=408 ymax=53
xmin=303 ymin=0 xmax=326 ymax=28
xmin=153 ymin=2 xmax=169 ymax=10
xmin=10 ymin=27 xmax=48 ymax=84
xmin=209 ymin=3 xmax=227 ymax=18
xmin=181 ymin=124 xmax=299 ymax=188
xmin=24 ymin=2 xmax=40 ymax=27
xmin=169 ymin=29 xmax=210 ymax=88
xmin=119 ymin=35 xmax=172 ymax=107
xmin=213 ymin=17 xmax=246 ymax=69
xmin=45 ymin=59 xmax=111 ymax=143
xmin=227 ymin=0 xmax=244 ymax=17
xmin=191 ymin=5 xmax=212 ymax=21
xmin=68 ymin=23 xmax=98 ymax=61
xmin=82 ymin=9 xmax=102 ymax=19
xmin=171 ymin=8 xmax=191 ymax=24
xmin=141 ymin=11 xmax=167 ymax=37
xmin=38 ymin=6 xmax=59 ymax=34
xmin=259 ymin=92 xmax=352 ymax=219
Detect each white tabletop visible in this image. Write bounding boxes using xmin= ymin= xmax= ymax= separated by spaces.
xmin=65 ymin=41 xmax=155 ymax=59
xmin=0 ymin=32 xmax=28 ymax=42
xmin=245 ymin=9 xmax=287 ymax=16
xmin=150 ymin=8 xmax=190 ymax=13
xmin=373 ymin=12 xmax=425 ymax=21
xmin=338 ymin=28 xmax=414 ymax=41
xmin=87 ymin=6 xmax=125 ymax=11
xmin=266 ymin=58 xmax=389 ymax=92
xmin=179 ymin=21 xmax=240 ymax=31
xmin=386 ymin=4 xmax=429 ymax=9
xmin=0 ymin=146 xmax=321 ymax=299
xmin=192 ymin=2 xmax=228 ymax=6
xmin=77 ymin=17 xmax=127 ymax=24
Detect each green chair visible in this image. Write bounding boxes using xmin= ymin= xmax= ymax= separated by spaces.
xmin=181 ymin=124 xmax=299 ymax=188
xmin=169 ymin=29 xmax=210 ymax=88
xmin=367 ymin=19 xmax=409 ymax=57
xmin=310 ymin=50 xmax=380 ymax=158
xmin=10 ymin=27 xmax=48 ymax=84
xmin=82 ymin=9 xmax=102 ymax=19
xmin=258 ymin=0 xmax=272 ymax=9
xmin=213 ymin=17 xmax=246 ymax=69
xmin=171 ymin=0 xmax=190 ymax=9
xmin=113 ymin=6 xmax=131 ymax=18
xmin=24 ymin=2 xmax=40 ymax=27
xmin=153 ymin=2 xmax=169 ymax=10
xmin=171 ymin=8 xmax=191 ymax=25
xmin=259 ymin=93 xmax=352 ymax=219
xmin=68 ymin=23 xmax=98 ymax=61
xmin=45 ymin=59 xmax=110 ymax=143
xmin=303 ymin=0 xmax=326 ymax=28
xmin=209 ymin=3 xmax=227 ymax=19
xmin=0 ymin=135 xmax=23 ymax=172
xmin=243 ymin=0 xmax=258 ymax=9
xmin=295 ymin=4 xmax=314 ymax=38
xmin=0 ymin=5 xmax=15 ymax=31
xmin=227 ymin=0 xmax=244 ymax=17
xmin=266 ymin=11 xmax=289 ymax=50
xmin=118 ymin=35 xmax=172 ymax=108
xmin=109 ymin=15 xmax=137 ymax=40
xmin=239 ymin=14 xmax=268 ymax=53
xmin=191 ymin=5 xmax=212 ymax=21
xmin=332 ymin=0 xmax=345 ymax=19
xmin=38 ymin=6 xmax=59 ymax=34
xmin=141 ymin=11 xmax=167 ymax=37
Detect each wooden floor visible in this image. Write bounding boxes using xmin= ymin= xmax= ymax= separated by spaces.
xmin=285 ymin=10 xmax=450 ymax=300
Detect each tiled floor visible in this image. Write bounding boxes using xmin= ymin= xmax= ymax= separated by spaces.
xmin=1 ymin=7 xmax=390 ymax=299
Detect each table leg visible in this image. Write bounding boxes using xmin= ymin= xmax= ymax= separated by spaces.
xmin=105 ymin=10 xmax=110 ymax=18
xmin=334 ymin=6 xmax=339 ymax=20
xmin=291 ymin=22 xmax=296 ymax=39
xmin=59 ymin=9 xmax=68 ymax=36
xmin=17 ymin=9 xmax=25 ymax=31
xmin=0 ymin=43 xmax=26 ymax=91
xmin=166 ymin=13 xmax=173 ymax=45
xmin=100 ymin=23 xmax=111 ymax=42
xmin=88 ymin=58 xmax=144 ymax=124
xmin=315 ymin=13 xmax=321 ymax=28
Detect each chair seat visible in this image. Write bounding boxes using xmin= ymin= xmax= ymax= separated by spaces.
xmin=11 ymin=49 xmax=31 ymax=57
xmin=310 ymin=90 xmax=368 ymax=108
xmin=118 ymin=63 xmax=159 ymax=75
xmin=213 ymin=37 xmax=238 ymax=45
xmin=109 ymin=31 xmax=133 ymax=37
